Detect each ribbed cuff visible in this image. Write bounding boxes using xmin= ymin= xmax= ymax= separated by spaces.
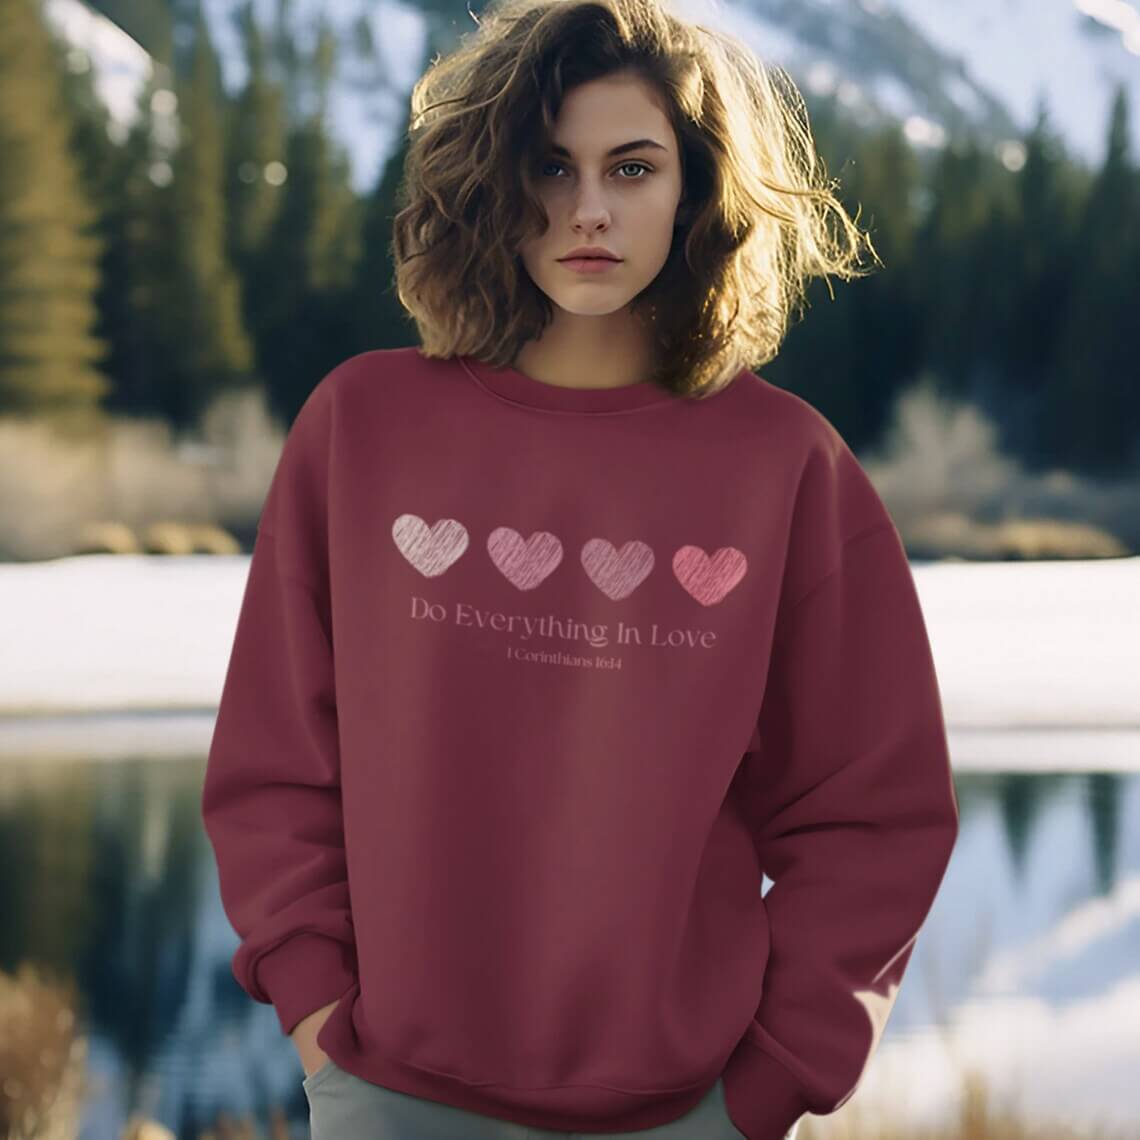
xmin=251 ymin=932 xmax=358 ymax=1036
xmin=720 ymin=1032 xmax=811 ymax=1140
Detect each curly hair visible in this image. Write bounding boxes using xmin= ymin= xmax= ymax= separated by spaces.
xmin=390 ymin=0 xmax=882 ymax=399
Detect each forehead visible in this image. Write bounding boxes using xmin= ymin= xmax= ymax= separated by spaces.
xmin=548 ymin=74 xmax=674 ymax=151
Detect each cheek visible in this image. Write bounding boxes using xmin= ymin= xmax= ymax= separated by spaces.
xmin=515 ymin=228 xmax=541 ymax=258
xmin=634 ymin=187 xmax=683 ymax=231
xmin=517 ymin=242 xmax=543 ymax=275
xmin=519 ymin=214 xmax=555 ymax=255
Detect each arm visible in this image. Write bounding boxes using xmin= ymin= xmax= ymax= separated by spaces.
xmin=201 ymin=378 xmax=358 ymax=1052
xmin=721 ymin=438 xmax=961 ymax=1140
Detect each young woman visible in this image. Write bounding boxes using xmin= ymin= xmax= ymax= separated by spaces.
xmin=201 ymin=0 xmax=960 ymax=1137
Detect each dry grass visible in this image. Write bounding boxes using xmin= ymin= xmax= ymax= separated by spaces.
xmin=0 ymin=373 xmax=1135 ymax=563
xmin=0 ymin=963 xmax=87 ymax=1140
xmin=861 ymin=373 xmax=1136 ymax=560
xmin=1 ymin=960 xmax=1136 ymax=1140
xmin=795 ymin=1064 xmax=1136 ymax=1140
xmin=0 ymin=387 xmax=282 ymax=562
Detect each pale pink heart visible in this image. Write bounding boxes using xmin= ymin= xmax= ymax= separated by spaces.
xmin=580 ymin=538 xmax=655 ymax=600
xmin=391 ymin=514 xmax=469 ymax=577
xmin=672 ymin=545 xmax=748 ymax=605
xmin=487 ymin=527 xmax=563 ymax=590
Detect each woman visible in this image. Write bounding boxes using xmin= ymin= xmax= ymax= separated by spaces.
xmin=201 ymin=0 xmax=960 ymax=1136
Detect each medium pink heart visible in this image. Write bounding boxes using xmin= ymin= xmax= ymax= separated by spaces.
xmin=392 ymin=514 xmax=469 ymax=577
xmin=673 ymin=545 xmax=748 ymax=605
xmin=581 ymin=538 xmax=655 ymax=600
xmin=487 ymin=527 xmax=563 ymax=590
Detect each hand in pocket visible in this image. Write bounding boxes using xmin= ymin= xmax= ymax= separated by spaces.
xmin=290 ymin=999 xmax=339 ymax=1077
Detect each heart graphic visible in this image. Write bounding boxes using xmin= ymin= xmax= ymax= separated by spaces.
xmin=487 ymin=527 xmax=563 ymax=590
xmin=672 ymin=545 xmax=748 ymax=605
xmin=392 ymin=514 xmax=469 ymax=577
xmin=581 ymin=538 xmax=655 ymax=600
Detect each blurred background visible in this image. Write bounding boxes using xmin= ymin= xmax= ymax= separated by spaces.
xmin=0 ymin=0 xmax=1138 ymax=1137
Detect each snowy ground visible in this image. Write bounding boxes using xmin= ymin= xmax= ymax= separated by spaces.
xmin=0 ymin=552 xmax=1136 ymax=767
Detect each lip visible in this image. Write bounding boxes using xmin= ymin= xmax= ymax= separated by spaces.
xmin=559 ymin=257 xmax=622 ymax=274
xmin=559 ymin=246 xmax=621 ymax=260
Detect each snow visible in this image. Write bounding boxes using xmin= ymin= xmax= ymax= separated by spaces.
xmin=41 ymin=0 xmax=1140 ymax=197
xmin=1 ymin=552 xmax=1136 ymax=768
xmin=888 ymin=0 xmax=1140 ymax=167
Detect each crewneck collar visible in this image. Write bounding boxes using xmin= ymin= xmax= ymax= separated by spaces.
xmin=457 ymin=354 xmax=680 ymax=414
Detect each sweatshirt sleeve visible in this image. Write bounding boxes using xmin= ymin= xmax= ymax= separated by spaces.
xmin=720 ymin=426 xmax=961 ymax=1140
xmin=200 ymin=376 xmax=358 ymax=1036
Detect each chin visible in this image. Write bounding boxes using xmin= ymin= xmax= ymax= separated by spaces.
xmin=551 ymin=296 xmax=634 ymax=317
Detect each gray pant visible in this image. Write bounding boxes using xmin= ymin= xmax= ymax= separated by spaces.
xmin=302 ymin=1058 xmax=751 ymax=1138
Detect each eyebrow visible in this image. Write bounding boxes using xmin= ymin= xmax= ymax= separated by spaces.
xmin=549 ymin=138 xmax=669 ymax=158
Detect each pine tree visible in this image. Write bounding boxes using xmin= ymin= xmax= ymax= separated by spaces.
xmin=150 ymin=1 xmax=254 ymax=432
xmin=0 ymin=0 xmax=108 ymax=418
xmin=251 ymin=12 xmax=362 ymax=424
xmin=225 ymin=0 xmax=287 ymax=272
xmin=839 ymin=122 xmax=923 ymax=451
xmin=996 ymin=102 xmax=1084 ymax=467
xmin=1045 ymin=86 xmax=1139 ymax=472
xmin=55 ymin=2 xmax=163 ymax=421
xmin=911 ymin=135 xmax=1001 ymax=392
xmin=351 ymin=102 xmax=418 ymax=353
xmin=89 ymin=63 xmax=174 ymax=418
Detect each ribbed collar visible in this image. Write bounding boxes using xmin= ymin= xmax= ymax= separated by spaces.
xmin=457 ymin=354 xmax=681 ymax=414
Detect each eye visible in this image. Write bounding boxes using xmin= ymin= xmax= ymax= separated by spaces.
xmin=539 ymin=160 xmax=654 ymax=180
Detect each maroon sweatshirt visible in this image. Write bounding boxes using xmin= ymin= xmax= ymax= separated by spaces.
xmin=201 ymin=346 xmax=959 ymax=1140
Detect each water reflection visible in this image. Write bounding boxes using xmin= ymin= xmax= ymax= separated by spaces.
xmin=0 ymin=752 xmax=1135 ymax=1140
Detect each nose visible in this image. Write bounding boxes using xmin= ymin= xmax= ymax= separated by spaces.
xmin=569 ymin=184 xmax=612 ymax=229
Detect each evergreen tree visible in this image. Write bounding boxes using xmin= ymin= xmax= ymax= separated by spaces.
xmin=0 ymin=0 xmax=108 ymax=418
xmin=767 ymin=102 xmax=906 ymax=452
xmin=16 ymin=0 xmax=1140 ymax=491
xmin=757 ymin=96 xmax=856 ymax=438
xmin=840 ymin=122 xmax=923 ymax=451
xmin=55 ymin=7 xmax=161 ymax=421
xmin=252 ymin=13 xmax=362 ymax=423
xmin=224 ymin=0 xmax=287 ymax=274
xmin=351 ymin=94 xmax=420 ymax=352
xmin=1045 ymin=86 xmax=1139 ymax=472
xmin=975 ymin=101 xmax=1083 ymax=467
xmin=149 ymin=1 xmax=253 ymax=431
xmin=911 ymin=136 xmax=1001 ymax=391
xmin=100 ymin=63 xmax=186 ymax=418
xmin=341 ymin=5 xmax=414 ymax=352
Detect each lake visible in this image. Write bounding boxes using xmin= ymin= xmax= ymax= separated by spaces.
xmin=0 ymin=726 xmax=1136 ymax=1140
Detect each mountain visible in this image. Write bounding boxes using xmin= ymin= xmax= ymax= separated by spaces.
xmin=43 ymin=0 xmax=1139 ymax=195
xmin=877 ymin=0 xmax=1140 ymax=165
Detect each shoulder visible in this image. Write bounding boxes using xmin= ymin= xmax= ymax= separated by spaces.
xmin=310 ymin=345 xmax=454 ymax=409
xmin=731 ymin=370 xmax=893 ymax=544
xmin=722 ymin=369 xmax=856 ymax=494
xmin=726 ymin=369 xmax=844 ymax=453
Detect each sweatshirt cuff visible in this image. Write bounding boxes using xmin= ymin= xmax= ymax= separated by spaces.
xmin=251 ymin=932 xmax=358 ymax=1037
xmin=721 ymin=1031 xmax=811 ymax=1140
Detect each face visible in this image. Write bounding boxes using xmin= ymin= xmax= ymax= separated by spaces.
xmin=518 ymin=72 xmax=686 ymax=324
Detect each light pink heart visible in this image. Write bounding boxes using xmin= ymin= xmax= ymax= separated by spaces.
xmin=581 ymin=538 xmax=655 ymax=600
xmin=672 ymin=546 xmax=748 ymax=605
xmin=392 ymin=514 xmax=469 ymax=577
xmin=487 ymin=527 xmax=563 ymax=590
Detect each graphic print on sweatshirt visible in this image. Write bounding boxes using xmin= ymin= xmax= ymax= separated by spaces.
xmin=391 ymin=512 xmax=749 ymax=662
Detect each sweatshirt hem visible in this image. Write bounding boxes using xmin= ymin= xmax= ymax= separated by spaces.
xmin=317 ymin=1033 xmax=720 ymax=1132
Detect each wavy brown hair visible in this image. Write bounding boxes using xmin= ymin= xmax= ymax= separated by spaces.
xmin=391 ymin=0 xmax=882 ymax=399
